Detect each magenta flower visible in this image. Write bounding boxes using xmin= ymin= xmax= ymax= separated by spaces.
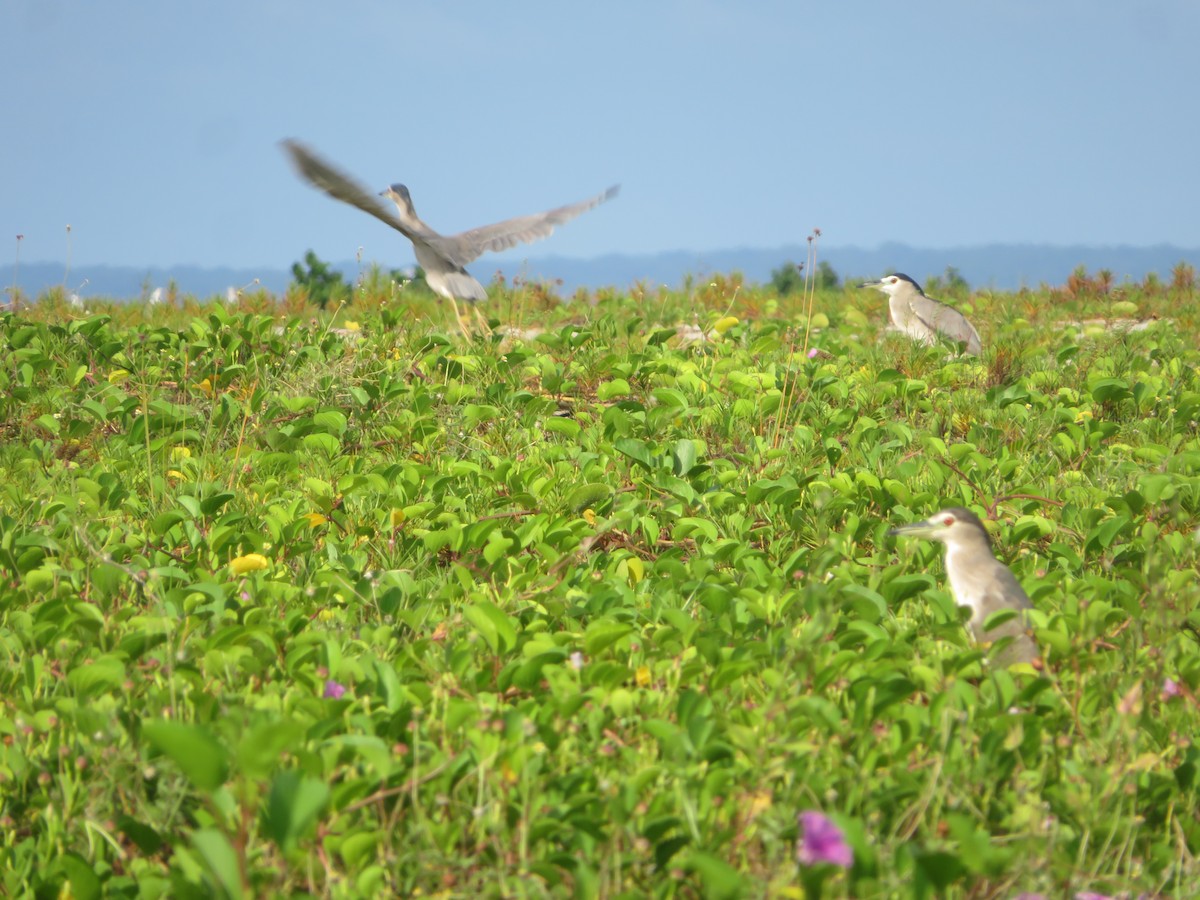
xmin=796 ymin=810 xmax=853 ymax=868
xmin=323 ymin=680 xmax=347 ymax=699
xmin=1162 ymin=678 xmax=1182 ymax=700
xmin=807 ymin=348 xmax=820 ymax=358
xmin=1074 ymin=893 xmax=1114 ymax=900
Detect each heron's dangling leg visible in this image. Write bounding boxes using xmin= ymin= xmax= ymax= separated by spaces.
xmin=446 ymin=295 xmax=473 ymax=337
xmin=470 ymin=303 xmax=492 ymax=336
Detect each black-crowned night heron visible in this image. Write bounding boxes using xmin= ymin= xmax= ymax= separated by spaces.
xmin=859 ymin=273 xmax=982 ymax=355
xmin=889 ymin=507 xmax=1039 ymax=666
xmin=281 ymin=139 xmax=618 ymax=331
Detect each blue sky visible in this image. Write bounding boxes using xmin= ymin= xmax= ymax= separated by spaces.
xmin=6 ymin=0 xmax=1199 ymax=273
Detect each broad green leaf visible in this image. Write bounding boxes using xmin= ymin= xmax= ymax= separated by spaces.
xmin=265 ymin=770 xmax=330 ymax=853
xmin=142 ymin=720 xmax=229 ymax=791
xmin=464 ymin=600 xmax=518 ymax=655
xmin=190 ymin=828 xmax=245 ymax=899
xmin=584 ymin=619 xmax=633 ymax=656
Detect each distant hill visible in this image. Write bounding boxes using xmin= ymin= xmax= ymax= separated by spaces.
xmin=7 ymin=242 xmax=1198 ymax=301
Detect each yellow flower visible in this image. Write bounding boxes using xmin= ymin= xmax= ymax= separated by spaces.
xmin=230 ymin=553 xmax=269 ymax=575
xmin=635 ymin=665 xmax=652 ymax=688
xmin=390 ymin=508 xmax=406 ymax=528
xmin=583 ymin=508 xmax=597 ymax=526
xmin=343 ymin=320 xmax=361 ymax=332
xmin=304 ymin=512 xmax=327 ymax=528
xmin=196 ymin=378 xmax=214 ymax=396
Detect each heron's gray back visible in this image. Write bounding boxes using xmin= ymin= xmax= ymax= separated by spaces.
xmin=413 ymin=243 xmax=487 ymax=302
xmin=888 ymin=283 xmax=982 ymax=355
xmin=949 ymin=555 xmax=1037 ymax=664
xmin=912 ymin=295 xmax=983 ymax=354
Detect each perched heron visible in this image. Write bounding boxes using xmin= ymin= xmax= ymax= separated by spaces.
xmin=859 ymin=273 xmax=982 ymax=355
xmin=889 ymin=507 xmax=1039 ymax=666
xmin=281 ymin=139 xmax=618 ymax=331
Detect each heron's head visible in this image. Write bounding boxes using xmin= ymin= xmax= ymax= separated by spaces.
xmin=888 ymin=507 xmax=990 ymax=547
xmin=858 ymin=273 xmax=923 ymax=297
xmin=380 ymin=183 xmax=416 ymax=216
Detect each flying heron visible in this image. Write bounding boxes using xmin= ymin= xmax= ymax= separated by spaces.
xmin=889 ymin=507 xmax=1039 ymax=667
xmin=859 ymin=273 xmax=982 ymax=355
xmin=281 ymin=139 xmax=618 ymax=332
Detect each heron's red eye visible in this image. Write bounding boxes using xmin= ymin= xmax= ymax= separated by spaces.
xmin=942 ymin=516 xmax=955 ymax=526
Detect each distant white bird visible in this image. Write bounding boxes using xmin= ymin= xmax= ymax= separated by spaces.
xmin=281 ymin=138 xmax=618 ymax=332
xmin=859 ymin=273 xmax=982 ymax=355
xmin=148 ymin=287 xmax=164 ymax=306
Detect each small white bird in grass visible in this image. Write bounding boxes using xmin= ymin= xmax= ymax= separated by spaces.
xmin=148 ymin=287 xmax=164 ymax=306
xmin=859 ymin=273 xmax=982 ymax=355
xmin=889 ymin=507 xmax=1039 ymax=667
xmin=281 ymin=138 xmax=619 ymax=333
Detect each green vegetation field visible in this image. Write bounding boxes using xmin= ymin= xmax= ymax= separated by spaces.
xmin=1 ymin=269 xmax=1199 ymax=898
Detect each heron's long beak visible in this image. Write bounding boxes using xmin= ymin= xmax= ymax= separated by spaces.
xmin=858 ymin=279 xmax=884 ymax=290
xmin=888 ymin=520 xmax=940 ymax=538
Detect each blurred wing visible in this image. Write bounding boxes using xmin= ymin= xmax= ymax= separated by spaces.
xmin=281 ymin=139 xmax=420 ymax=241
xmin=437 ymin=185 xmax=619 ymax=267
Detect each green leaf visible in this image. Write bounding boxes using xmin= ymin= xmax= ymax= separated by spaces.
xmin=584 ymin=619 xmax=633 ymax=656
xmin=339 ymin=830 xmax=382 ymax=868
xmin=265 ymin=770 xmax=330 ymax=853
xmin=142 ymin=720 xmax=229 ymax=791
xmin=566 ymin=482 xmax=611 ymax=512
xmin=235 ymin=718 xmax=307 ymax=778
xmin=543 ymin=416 xmax=581 ymax=438
xmin=597 ymin=378 xmax=631 ymax=400
xmin=67 ymin=655 xmax=126 ymax=698
xmin=190 ymin=828 xmax=245 ymax=899
xmin=1090 ymin=377 xmax=1132 ymax=404
xmin=50 ymin=852 xmax=101 ymax=900
xmin=464 ymin=600 xmax=518 ymax=655
xmin=683 ymin=852 xmax=746 ymax=900
xmin=671 ymin=439 xmax=697 ymax=475
xmin=615 ymin=437 xmax=655 ymax=471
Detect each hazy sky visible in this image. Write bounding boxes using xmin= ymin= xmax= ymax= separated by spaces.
xmin=6 ymin=0 xmax=1198 ymax=273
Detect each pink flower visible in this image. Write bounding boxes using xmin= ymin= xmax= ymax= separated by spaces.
xmin=1162 ymin=678 xmax=1182 ymax=700
xmin=807 ymin=348 xmax=819 ymax=358
xmin=1074 ymin=893 xmax=1114 ymax=900
xmin=796 ymin=810 xmax=853 ymax=868
xmin=323 ymin=680 xmax=347 ymax=700
xmin=569 ymin=651 xmax=584 ymax=671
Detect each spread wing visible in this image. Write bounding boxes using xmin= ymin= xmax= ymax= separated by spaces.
xmin=434 ymin=185 xmax=620 ymax=267
xmin=281 ymin=139 xmax=424 ymax=241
